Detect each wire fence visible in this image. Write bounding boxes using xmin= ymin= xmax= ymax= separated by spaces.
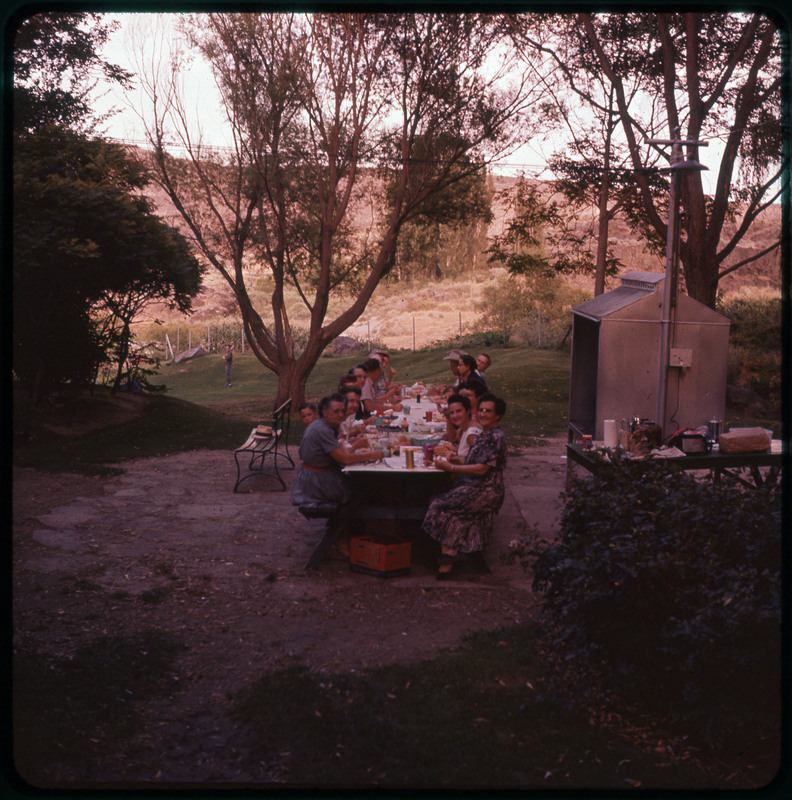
xmin=151 ymin=307 xmax=571 ymax=362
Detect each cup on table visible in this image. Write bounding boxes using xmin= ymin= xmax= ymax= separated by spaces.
xmin=425 ymin=410 xmax=433 ymax=422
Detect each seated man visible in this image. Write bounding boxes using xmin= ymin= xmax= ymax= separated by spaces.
xmin=476 ymin=352 xmax=491 ymax=379
xmin=360 ymin=358 xmax=402 ymax=417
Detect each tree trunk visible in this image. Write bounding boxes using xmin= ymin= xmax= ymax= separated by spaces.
xmin=595 ymin=143 xmax=610 ymax=296
xmin=681 ymin=249 xmax=719 ymax=308
xmin=272 ymin=358 xmax=309 ymax=411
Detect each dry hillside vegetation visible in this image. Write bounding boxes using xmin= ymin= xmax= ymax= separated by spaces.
xmin=138 ymin=168 xmax=781 ymax=348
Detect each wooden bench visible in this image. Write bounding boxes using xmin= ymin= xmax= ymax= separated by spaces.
xmin=298 ymin=503 xmax=345 ymax=570
xmin=233 ymin=399 xmax=294 ymax=492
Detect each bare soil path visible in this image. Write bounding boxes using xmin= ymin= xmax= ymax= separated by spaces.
xmin=12 ymin=439 xmax=568 ymax=786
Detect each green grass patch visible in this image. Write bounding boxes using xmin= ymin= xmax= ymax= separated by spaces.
xmin=14 ymin=395 xmax=252 ymax=475
xmin=159 ymin=345 xmax=572 ymax=446
xmin=230 ymin=624 xmax=713 ymax=789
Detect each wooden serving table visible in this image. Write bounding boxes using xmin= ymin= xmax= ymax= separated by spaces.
xmin=566 ymin=440 xmax=783 ymax=490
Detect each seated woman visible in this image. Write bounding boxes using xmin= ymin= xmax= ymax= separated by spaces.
xmin=437 ymin=393 xmax=482 ymax=461
xmin=338 ymin=386 xmax=368 ymax=446
xmin=290 ymin=393 xmax=383 ymax=509
xmin=457 ymin=377 xmax=487 ymax=422
xmin=422 ymin=393 xmax=508 ymax=578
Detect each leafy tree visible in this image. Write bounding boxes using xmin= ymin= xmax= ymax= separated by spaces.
xmin=12 ymin=11 xmax=202 ymax=411
xmin=393 ymin=168 xmax=494 ymax=280
xmin=13 ymin=128 xmax=203 ymax=404
xmin=138 ymin=12 xmax=547 ymax=407
xmin=505 ymin=12 xmax=783 ymax=307
xmin=12 ymin=11 xmax=131 ymax=134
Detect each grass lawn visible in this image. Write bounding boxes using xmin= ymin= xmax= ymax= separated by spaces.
xmin=159 ymin=343 xmax=572 ymax=446
xmin=14 ymin=341 xmax=779 ymax=474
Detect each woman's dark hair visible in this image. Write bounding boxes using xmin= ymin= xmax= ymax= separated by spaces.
xmin=459 ymin=377 xmax=487 ymax=397
xmin=446 ymin=393 xmax=471 ymax=412
xmin=341 ymin=385 xmax=361 ymax=397
xmin=478 ymin=392 xmax=506 ymax=417
xmin=318 ymin=393 xmax=346 ymax=415
xmin=459 ymin=353 xmax=477 ymax=372
xmin=298 ymin=402 xmax=318 ymax=413
xmin=338 ymin=373 xmax=359 ymax=390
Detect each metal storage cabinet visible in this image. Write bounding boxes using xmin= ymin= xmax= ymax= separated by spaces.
xmin=568 ymin=271 xmax=730 ymax=441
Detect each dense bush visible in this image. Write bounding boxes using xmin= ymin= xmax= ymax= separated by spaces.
xmin=524 ymin=455 xmax=782 ymax=746
xmin=718 ymin=291 xmax=783 ymax=409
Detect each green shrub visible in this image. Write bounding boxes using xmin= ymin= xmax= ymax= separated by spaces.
xmin=717 ymin=293 xmax=783 ymax=352
xmin=522 ymin=455 xmax=781 ymax=747
xmin=718 ymin=292 xmax=783 ymax=409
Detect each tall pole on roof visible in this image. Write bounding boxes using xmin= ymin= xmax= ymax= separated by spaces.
xmin=648 ymin=127 xmax=707 ymax=438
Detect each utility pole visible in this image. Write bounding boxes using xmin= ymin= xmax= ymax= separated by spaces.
xmin=647 ymin=127 xmax=707 ymax=437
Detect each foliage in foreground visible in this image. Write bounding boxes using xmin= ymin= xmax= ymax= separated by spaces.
xmin=519 ymin=455 xmax=782 ymax=755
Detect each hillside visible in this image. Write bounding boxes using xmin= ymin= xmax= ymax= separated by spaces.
xmin=137 ymin=165 xmax=782 ymax=349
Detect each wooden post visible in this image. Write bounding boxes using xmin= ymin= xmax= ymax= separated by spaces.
xmin=502 ymin=309 xmax=506 ymax=345
xmin=412 ymin=317 xmax=416 ymax=351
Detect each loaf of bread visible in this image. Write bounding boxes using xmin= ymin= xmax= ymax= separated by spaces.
xmin=719 ymin=427 xmax=772 ymax=454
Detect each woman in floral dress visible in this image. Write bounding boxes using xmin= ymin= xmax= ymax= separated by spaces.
xmin=422 ymin=393 xmax=508 ymax=577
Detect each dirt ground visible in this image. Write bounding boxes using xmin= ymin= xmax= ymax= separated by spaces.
xmin=12 ymin=428 xmax=568 ymax=786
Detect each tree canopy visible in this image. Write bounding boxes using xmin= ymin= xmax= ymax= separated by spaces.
xmin=505 ymin=11 xmax=783 ymax=307
xmin=13 ymin=12 xmax=131 ymax=133
xmin=13 ymin=128 xmax=203 ymax=401
xmin=12 ymin=11 xmax=202 ymax=406
xmin=140 ymin=12 xmax=546 ymax=406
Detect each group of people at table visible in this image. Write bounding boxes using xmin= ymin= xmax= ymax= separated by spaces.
xmin=290 ymin=348 xmax=507 ymax=578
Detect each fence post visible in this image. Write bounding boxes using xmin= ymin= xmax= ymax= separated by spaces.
xmin=459 ymin=312 xmax=462 ymax=346
xmin=177 ymin=326 xmax=180 ymax=354
xmin=188 ymin=328 xmax=192 ymax=349
xmin=502 ymin=309 xmax=506 ymax=345
xmin=537 ymin=305 xmax=542 ymax=347
xmin=207 ymin=324 xmax=211 ymax=352
xmin=367 ymin=321 xmax=371 ymax=350
xmin=412 ymin=317 xmax=416 ymax=351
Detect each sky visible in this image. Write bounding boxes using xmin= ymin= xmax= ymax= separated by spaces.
xmin=94 ymin=12 xmax=725 ymax=191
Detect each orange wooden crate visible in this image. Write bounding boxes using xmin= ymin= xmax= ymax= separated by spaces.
xmin=350 ymin=535 xmax=411 ymax=578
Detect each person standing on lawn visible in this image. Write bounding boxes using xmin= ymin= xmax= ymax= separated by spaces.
xmin=224 ymin=344 xmax=233 ymax=387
